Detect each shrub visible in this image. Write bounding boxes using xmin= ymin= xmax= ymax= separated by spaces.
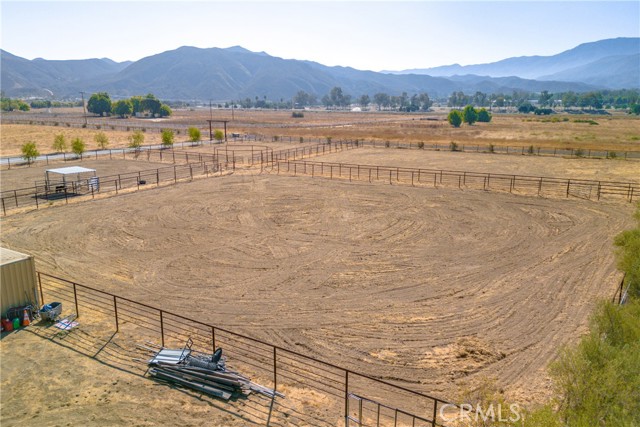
xmin=488 ymin=144 xmax=495 ymax=153
xmin=161 ymin=129 xmax=174 ymax=148
xmin=188 ymin=127 xmax=201 ymax=143
xmin=292 ymin=111 xmax=304 ymax=118
xmin=574 ymin=148 xmax=585 ymax=158
xmin=21 ymin=141 xmax=39 ymax=164
xmin=527 ymin=145 xmax=535 ymax=155
xmin=607 ymin=151 xmax=617 ymax=159
xmin=71 ymin=137 xmax=86 ymax=157
xmin=448 ymin=110 xmax=463 ymax=127
xmin=477 ymin=108 xmax=492 ymax=123
xmin=550 ymin=300 xmax=640 ymax=425
xmin=450 ymin=141 xmax=459 ymax=151
xmin=417 ymin=141 xmax=424 ymax=149
xmin=94 ymin=132 xmax=109 ymax=150
xmin=462 ymin=105 xmax=478 ymax=125
xmin=52 ymin=134 xmax=66 ymax=152
xmin=534 ymin=108 xmax=553 ymax=115
xmin=384 ymin=141 xmax=390 ymax=148
xmin=129 ymin=130 xmax=144 ymax=149
xmin=213 ymin=129 xmax=224 ymax=143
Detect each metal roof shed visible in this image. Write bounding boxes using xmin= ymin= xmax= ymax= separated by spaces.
xmin=1 ymin=247 xmax=38 ymax=318
xmin=43 ymin=166 xmax=98 ymax=194
xmin=45 ymin=166 xmax=96 ymax=184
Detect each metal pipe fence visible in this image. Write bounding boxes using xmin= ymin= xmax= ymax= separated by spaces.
xmin=0 ymin=160 xmax=226 ymax=216
xmin=275 ymin=159 xmax=638 ymax=203
xmin=357 ymin=140 xmax=640 ymax=160
xmin=37 ymin=271 xmax=457 ymax=426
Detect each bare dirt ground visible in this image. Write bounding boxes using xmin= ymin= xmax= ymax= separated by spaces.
xmin=1 ymin=171 xmax=633 ymax=424
xmin=313 ymin=147 xmax=640 ymax=183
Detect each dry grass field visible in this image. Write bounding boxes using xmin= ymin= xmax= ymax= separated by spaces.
xmin=2 ymin=108 xmax=640 ymax=157
xmin=1 ymin=110 xmax=638 ymax=426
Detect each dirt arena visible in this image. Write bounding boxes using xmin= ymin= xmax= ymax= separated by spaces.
xmin=1 ymin=164 xmax=633 ymax=402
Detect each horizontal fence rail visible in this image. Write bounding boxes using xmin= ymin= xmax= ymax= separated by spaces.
xmin=36 ymin=271 xmax=458 ymax=426
xmin=274 ymin=159 xmax=638 ymax=203
xmin=358 ymin=140 xmax=640 ymax=160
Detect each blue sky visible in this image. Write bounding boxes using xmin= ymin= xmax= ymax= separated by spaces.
xmin=1 ymin=1 xmax=638 ymax=71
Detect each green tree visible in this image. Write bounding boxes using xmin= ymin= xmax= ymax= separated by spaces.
xmin=71 ymin=137 xmax=86 ymax=157
xmin=630 ymin=104 xmax=640 ymax=115
xmin=462 ymin=105 xmax=478 ymax=125
xmin=159 ymin=104 xmax=172 ymax=117
xmin=373 ymin=93 xmax=390 ymax=110
xmin=130 ymin=96 xmax=143 ymax=115
xmin=94 ymin=132 xmax=109 ymax=149
xmin=112 ymin=99 xmax=133 ymax=118
xmin=477 ymin=108 xmax=492 ymax=123
xmin=129 ymin=130 xmax=145 ymax=150
xmin=448 ymin=110 xmax=463 ymax=128
xmin=161 ymin=129 xmax=174 ymax=148
xmin=87 ymin=92 xmax=112 ymax=116
xmin=213 ymin=129 xmax=224 ymax=143
xmin=141 ymin=94 xmax=161 ymax=116
xmin=188 ymin=127 xmax=201 ymax=143
xmin=21 ymin=141 xmax=39 ymax=164
xmin=538 ymin=90 xmax=554 ymax=107
xmin=52 ymin=134 xmax=67 ymax=152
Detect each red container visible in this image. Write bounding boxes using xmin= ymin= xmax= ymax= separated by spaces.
xmin=1 ymin=318 xmax=13 ymax=332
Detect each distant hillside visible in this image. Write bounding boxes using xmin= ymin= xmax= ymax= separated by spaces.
xmin=2 ymin=40 xmax=633 ymax=101
xmin=539 ymin=54 xmax=640 ymax=89
xmin=390 ymin=38 xmax=640 ymax=89
xmin=1 ymin=49 xmax=131 ymax=98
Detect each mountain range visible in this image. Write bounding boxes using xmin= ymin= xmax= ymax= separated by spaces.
xmin=1 ymin=38 xmax=638 ymax=101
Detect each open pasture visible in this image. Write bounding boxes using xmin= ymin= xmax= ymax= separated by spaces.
xmin=0 ymin=172 xmax=633 ymax=406
xmin=310 ymin=146 xmax=640 ymax=183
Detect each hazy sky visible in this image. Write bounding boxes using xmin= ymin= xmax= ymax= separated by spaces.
xmin=2 ymin=1 xmax=639 ymax=71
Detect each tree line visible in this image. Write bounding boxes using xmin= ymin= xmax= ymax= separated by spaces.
xmin=448 ymin=89 xmax=640 ymax=112
xmin=88 ymin=92 xmax=172 ymax=118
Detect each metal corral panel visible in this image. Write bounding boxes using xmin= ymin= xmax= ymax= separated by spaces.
xmin=1 ymin=248 xmax=38 ymax=318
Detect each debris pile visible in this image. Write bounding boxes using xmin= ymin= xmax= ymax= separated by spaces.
xmin=138 ymin=339 xmax=283 ymax=402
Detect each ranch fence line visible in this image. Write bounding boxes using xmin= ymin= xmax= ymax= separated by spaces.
xmin=1 ymin=141 xmax=272 ymax=170
xmin=0 ymin=141 xmax=360 ymax=217
xmin=36 ymin=271 xmax=459 ymax=427
xmin=274 ymin=159 xmax=638 ymax=204
xmin=354 ymin=139 xmax=640 ymax=161
xmin=4 ymin=112 xmax=639 ymax=162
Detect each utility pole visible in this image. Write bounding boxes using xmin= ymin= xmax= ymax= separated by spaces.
xmin=209 ymin=100 xmax=213 ymax=141
xmin=79 ymin=91 xmax=87 ymax=125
